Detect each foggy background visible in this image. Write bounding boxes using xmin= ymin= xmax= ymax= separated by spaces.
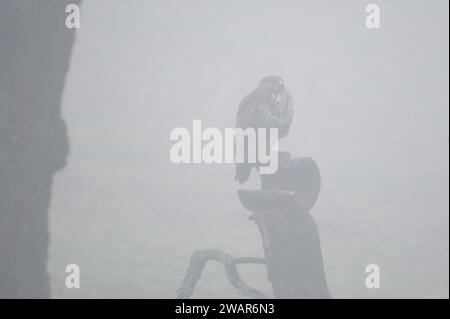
xmin=48 ymin=0 xmax=449 ymax=298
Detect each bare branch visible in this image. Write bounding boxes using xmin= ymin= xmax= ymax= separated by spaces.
xmin=176 ymin=249 xmax=268 ymax=299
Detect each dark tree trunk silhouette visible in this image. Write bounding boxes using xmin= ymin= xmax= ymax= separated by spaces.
xmin=0 ymin=0 xmax=79 ymax=298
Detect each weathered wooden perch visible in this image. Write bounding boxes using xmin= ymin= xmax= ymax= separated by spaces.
xmin=176 ymin=249 xmax=268 ymax=299
xmin=244 ymin=152 xmax=331 ymax=298
xmin=177 ymin=152 xmax=331 ymax=298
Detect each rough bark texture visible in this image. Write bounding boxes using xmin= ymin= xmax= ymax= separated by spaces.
xmin=0 ymin=1 xmax=79 ymax=298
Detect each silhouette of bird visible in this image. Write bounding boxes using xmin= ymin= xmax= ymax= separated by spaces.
xmin=235 ymin=76 xmax=294 ymax=184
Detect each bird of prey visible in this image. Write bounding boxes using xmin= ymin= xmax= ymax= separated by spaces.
xmin=234 ymin=76 xmax=294 ymax=184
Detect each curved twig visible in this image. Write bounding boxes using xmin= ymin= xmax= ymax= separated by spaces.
xmin=176 ymin=249 xmax=268 ymax=299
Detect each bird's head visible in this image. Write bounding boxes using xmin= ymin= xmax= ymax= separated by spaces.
xmin=259 ymin=76 xmax=285 ymax=90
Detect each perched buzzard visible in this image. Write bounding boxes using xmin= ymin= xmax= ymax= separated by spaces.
xmin=235 ymin=76 xmax=294 ymax=183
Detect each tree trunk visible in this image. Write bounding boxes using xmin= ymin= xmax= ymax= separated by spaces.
xmin=0 ymin=0 xmax=79 ymax=298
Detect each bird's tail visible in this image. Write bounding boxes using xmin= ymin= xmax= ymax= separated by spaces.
xmin=234 ymin=163 xmax=252 ymax=184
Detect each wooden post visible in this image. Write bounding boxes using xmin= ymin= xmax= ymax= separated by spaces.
xmin=238 ymin=152 xmax=331 ymax=298
xmin=178 ymin=152 xmax=330 ymax=298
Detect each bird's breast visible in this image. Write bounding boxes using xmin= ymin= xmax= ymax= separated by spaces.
xmin=257 ymin=92 xmax=292 ymax=123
